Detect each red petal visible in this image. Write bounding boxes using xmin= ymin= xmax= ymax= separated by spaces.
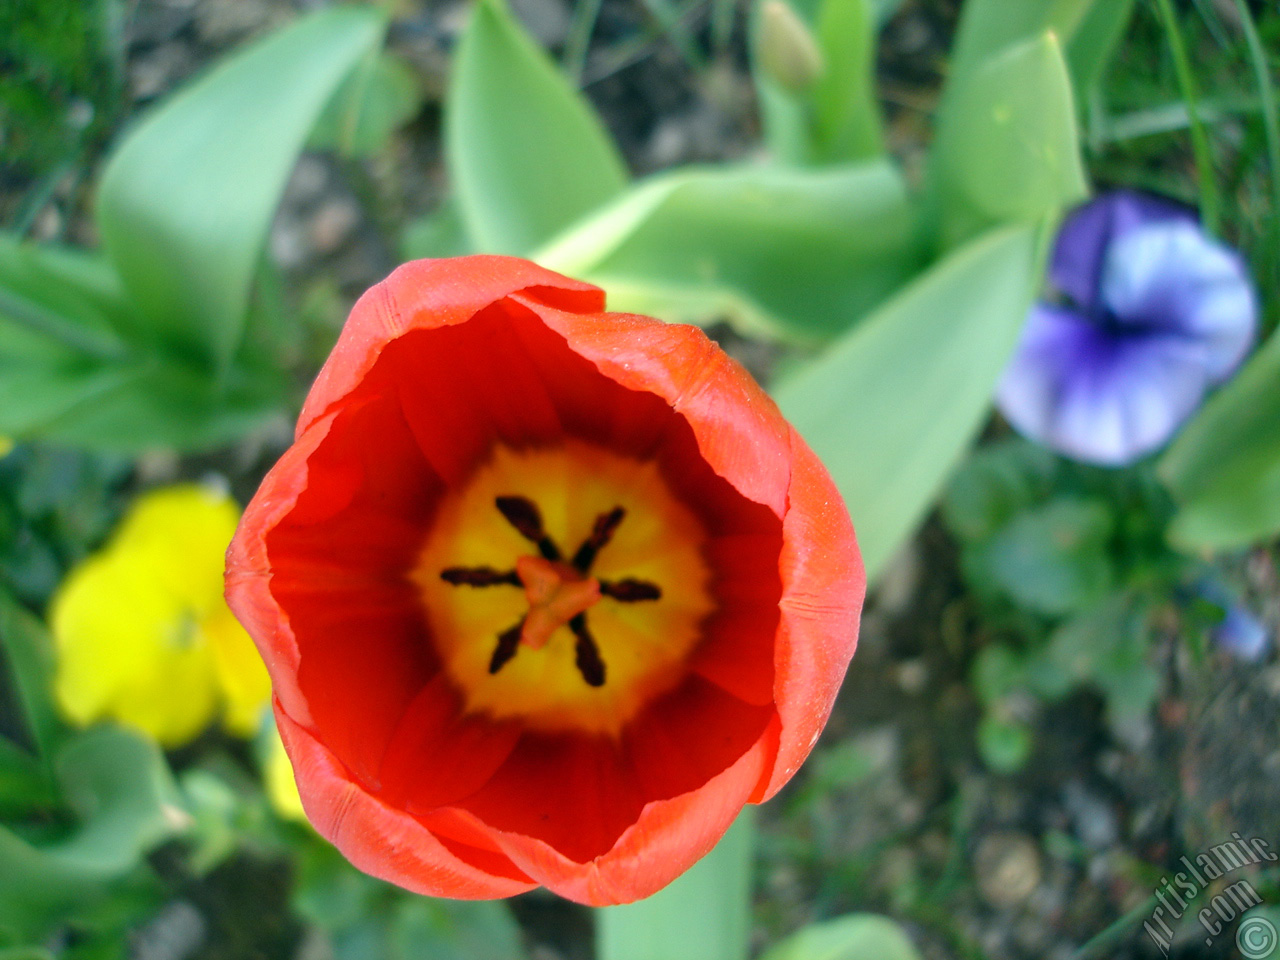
xmin=275 ymin=700 xmax=536 ymax=899
xmin=376 ymin=674 xmax=522 ymax=812
xmin=756 ymin=427 xmax=865 ymax=800
xmin=298 ymin=256 xmax=602 ymax=437
xmin=478 ymin=715 xmax=779 ymax=905
xmin=517 ymin=297 xmax=793 ymax=519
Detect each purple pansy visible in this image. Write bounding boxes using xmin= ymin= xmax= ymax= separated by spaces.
xmin=996 ymin=190 xmax=1257 ymax=466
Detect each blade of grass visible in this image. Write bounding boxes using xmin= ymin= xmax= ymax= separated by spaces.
xmin=1233 ymin=0 xmax=1280 ymax=258
xmin=637 ymin=0 xmax=706 ymax=71
xmin=564 ymin=0 xmax=606 ymax=83
xmin=1152 ymin=0 xmax=1220 ymax=233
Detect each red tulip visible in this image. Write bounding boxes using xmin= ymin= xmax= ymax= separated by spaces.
xmin=225 ymin=256 xmax=863 ymax=905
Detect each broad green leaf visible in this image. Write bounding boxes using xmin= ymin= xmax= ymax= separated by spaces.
xmin=537 ymin=160 xmax=917 ymax=341
xmin=0 ymin=351 xmax=284 ymax=453
xmin=310 ymin=50 xmax=422 ymax=158
xmin=945 ymin=0 xmax=1094 ymax=85
xmin=1159 ymin=326 xmax=1280 ymax=550
xmin=0 ymin=592 xmax=60 ymax=757
xmin=34 ymin=361 xmax=286 ymax=453
xmin=775 ymin=224 xmax=1041 ymax=581
xmin=0 ymin=235 xmax=129 ymax=360
xmin=1065 ymin=0 xmax=1134 ymax=94
xmin=0 ymin=727 xmax=182 ymax=940
xmin=96 ymin=6 xmax=386 ymax=369
xmin=760 ymin=913 xmax=922 ymax=960
xmin=598 ymin=812 xmax=753 ymax=960
xmin=932 ymin=31 xmax=1087 ymax=246
xmin=446 ymin=0 xmax=628 ymax=255
xmin=0 ymin=738 xmax=55 ymax=813
xmin=401 ymin=201 xmax=473 ymax=262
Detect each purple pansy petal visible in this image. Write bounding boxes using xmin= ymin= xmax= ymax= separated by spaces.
xmin=1101 ymin=221 xmax=1257 ymax=381
xmin=1051 ymin=190 xmax=1198 ymax=310
xmin=1213 ymin=604 xmax=1270 ymax=662
xmin=997 ymin=304 xmax=1214 ymax=466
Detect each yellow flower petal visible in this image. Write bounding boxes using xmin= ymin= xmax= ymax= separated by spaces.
xmin=112 ymin=484 xmax=241 ymax=615
xmin=49 ymin=483 xmax=271 ymax=747
xmin=51 ymin=549 xmax=220 ymax=746
xmin=265 ymin=729 xmax=307 ymax=823
xmin=203 ymin=607 xmax=271 ymax=736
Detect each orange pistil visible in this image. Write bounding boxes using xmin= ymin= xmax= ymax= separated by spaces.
xmin=515 ymin=556 xmax=600 ymax=651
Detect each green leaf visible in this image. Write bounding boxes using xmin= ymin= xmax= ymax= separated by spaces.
xmin=977 ymin=715 xmax=1032 ymax=774
xmin=811 ymin=0 xmax=883 ymax=163
xmin=401 ymin=201 xmax=473 ymax=262
xmin=0 ymin=235 xmax=129 ymax=360
xmin=0 ymin=591 xmax=60 ymax=758
xmin=760 ymin=913 xmax=922 ymax=960
xmin=389 ymin=899 xmax=524 ymax=960
xmin=95 ymin=5 xmax=387 ymax=369
xmin=446 ymin=0 xmax=628 ymax=255
xmin=0 ymin=349 xmax=284 ymax=453
xmin=0 ymin=727 xmax=182 ymax=941
xmin=310 ymin=50 xmax=422 ymax=158
xmin=775 ymin=224 xmax=1042 ymax=582
xmin=31 ymin=361 xmax=286 ymax=453
xmin=980 ymin=497 xmax=1114 ymax=617
xmin=597 ymin=812 xmax=753 ymax=960
xmin=972 ymin=646 xmax=1026 ymax=707
xmin=1159 ymin=326 xmax=1280 ymax=550
xmin=942 ymin=439 xmax=1056 ymax=543
xmin=1065 ymin=0 xmax=1134 ymax=94
xmin=945 ymin=0 xmax=1095 ymax=84
xmin=537 ymin=160 xmax=917 ymax=341
xmin=932 ymin=31 xmax=1088 ymax=246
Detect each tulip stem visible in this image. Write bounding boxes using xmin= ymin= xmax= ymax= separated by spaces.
xmin=1152 ymin=0 xmax=1221 ymax=234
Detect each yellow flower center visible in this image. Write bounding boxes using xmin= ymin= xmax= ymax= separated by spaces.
xmin=414 ymin=441 xmax=713 ymax=735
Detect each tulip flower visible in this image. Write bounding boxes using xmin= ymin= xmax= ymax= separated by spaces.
xmin=226 ymin=256 xmax=863 ymax=905
xmin=52 ymin=484 xmax=271 ymax=746
xmin=996 ymin=190 xmax=1256 ymax=466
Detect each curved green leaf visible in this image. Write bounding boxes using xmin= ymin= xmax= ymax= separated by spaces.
xmin=946 ymin=0 xmax=1094 ymax=84
xmin=537 ymin=160 xmax=917 ymax=341
xmin=0 ymin=727 xmax=182 ymax=941
xmin=775 ymin=224 xmax=1041 ymax=581
xmin=1159 ymin=326 xmax=1280 ymax=550
xmin=310 ymin=50 xmax=422 ymax=158
xmin=446 ymin=0 xmax=628 ymax=255
xmin=96 ymin=6 xmax=386 ymax=369
xmin=932 ymin=31 xmax=1087 ymax=246
xmin=0 ymin=592 xmax=60 ymax=758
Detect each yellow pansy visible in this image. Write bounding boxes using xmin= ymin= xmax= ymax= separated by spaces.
xmin=264 ymin=728 xmax=307 ymax=823
xmin=50 ymin=484 xmax=271 ymax=747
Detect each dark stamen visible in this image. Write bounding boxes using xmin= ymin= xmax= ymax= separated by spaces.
xmin=572 ymin=506 xmax=626 ymax=571
xmin=489 ymin=621 xmax=524 ymax=674
xmin=569 ymin=614 xmax=606 ymax=686
xmin=441 ymin=566 xmax=521 ymax=587
xmin=599 ymin=578 xmax=662 ymax=602
xmin=495 ymin=495 xmax=561 ymax=561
